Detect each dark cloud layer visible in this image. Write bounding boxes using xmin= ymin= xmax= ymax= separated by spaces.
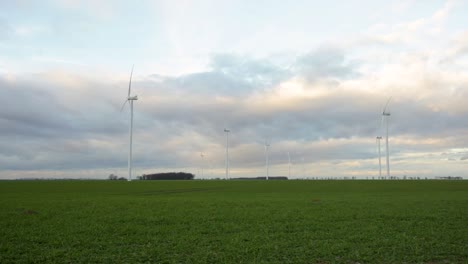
xmin=0 ymin=79 xmax=72 ymax=138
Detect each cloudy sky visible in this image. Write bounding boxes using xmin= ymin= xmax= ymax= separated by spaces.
xmin=1 ymin=0 xmax=467 ymax=180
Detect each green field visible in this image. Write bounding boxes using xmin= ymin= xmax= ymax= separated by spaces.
xmin=1 ymin=180 xmax=467 ymax=263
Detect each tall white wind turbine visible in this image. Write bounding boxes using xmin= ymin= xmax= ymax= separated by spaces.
xmin=287 ymin=151 xmax=291 ymax=179
xmin=381 ymin=98 xmax=391 ymax=179
xmin=264 ymin=140 xmax=270 ymax=180
xmin=224 ymin=128 xmax=230 ymax=180
xmin=121 ymin=65 xmax=138 ymax=181
xmin=376 ymin=136 xmax=382 ymax=179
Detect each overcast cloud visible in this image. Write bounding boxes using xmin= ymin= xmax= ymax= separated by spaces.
xmin=0 ymin=0 xmax=467 ymax=179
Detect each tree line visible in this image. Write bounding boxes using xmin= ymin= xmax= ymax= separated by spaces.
xmin=139 ymin=172 xmax=195 ymax=180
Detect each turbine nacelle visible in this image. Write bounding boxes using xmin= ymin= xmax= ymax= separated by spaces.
xmin=128 ymin=95 xmax=138 ymax=100
xmin=382 ymin=97 xmax=392 ymax=116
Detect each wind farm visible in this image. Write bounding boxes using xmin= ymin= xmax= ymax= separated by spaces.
xmin=1 ymin=1 xmax=467 ymax=263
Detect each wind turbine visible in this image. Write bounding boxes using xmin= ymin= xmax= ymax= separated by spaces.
xmin=264 ymin=140 xmax=270 ymax=180
xmin=224 ymin=128 xmax=230 ymax=180
xmin=376 ymin=136 xmax=382 ymax=179
xmin=287 ymin=151 xmax=291 ymax=179
xmin=381 ymin=97 xmax=391 ymax=179
xmin=121 ymin=65 xmax=138 ymax=181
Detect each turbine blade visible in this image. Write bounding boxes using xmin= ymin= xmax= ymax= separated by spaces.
xmin=382 ymin=96 xmax=392 ymax=113
xmin=128 ymin=65 xmax=134 ymax=97
xmin=120 ymin=100 xmax=128 ymax=112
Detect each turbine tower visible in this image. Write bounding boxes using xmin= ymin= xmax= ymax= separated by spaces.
xmin=224 ymin=128 xmax=230 ymax=180
xmin=121 ymin=65 xmax=138 ymax=181
xmin=382 ymin=98 xmax=391 ymax=179
xmin=376 ymin=136 xmax=382 ymax=179
xmin=264 ymin=140 xmax=270 ymax=180
xmin=287 ymin=151 xmax=291 ymax=179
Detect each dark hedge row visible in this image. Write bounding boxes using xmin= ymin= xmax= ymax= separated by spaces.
xmin=140 ymin=172 xmax=195 ymax=180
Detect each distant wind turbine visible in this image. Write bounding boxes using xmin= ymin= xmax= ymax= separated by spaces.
xmin=381 ymin=97 xmax=391 ymax=179
xmin=224 ymin=128 xmax=230 ymax=180
xmin=264 ymin=140 xmax=270 ymax=180
xmin=287 ymin=151 xmax=291 ymax=179
xmin=121 ymin=65 xmax=138 ymax=181
xmin=376 ymin=136 xmax=382 ymax=179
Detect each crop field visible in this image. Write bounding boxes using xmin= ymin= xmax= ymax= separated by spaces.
xmin=0 ymin=180 xmax=467 ymax=263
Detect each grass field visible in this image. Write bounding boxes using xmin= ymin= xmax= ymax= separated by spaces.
xmin=0 ymin=180 xmax=467 ymax=263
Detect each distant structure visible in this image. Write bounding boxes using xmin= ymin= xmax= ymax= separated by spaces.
xmin=224 ymin=128 xmax=230 ymax=180
xmin=108 ymin=174 xmax=126 ymax=180
xmin=200 ymin=152 xmax=204 ymax=178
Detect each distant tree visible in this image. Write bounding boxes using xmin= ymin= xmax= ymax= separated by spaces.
xmin=118 ymin=177 xmax=127 ymax=181
xmin=108 ymin=174 xmax=118 ymax=180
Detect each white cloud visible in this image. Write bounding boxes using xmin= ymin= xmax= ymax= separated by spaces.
xmin=390 ymin=0 xmax=416 ymax=13
xmin=444 ymin=31 xmax=468 ymax=61
xmin=53 ymin=0 xmax=118 ymax=20
xmin=0 ymin=18 xmax=13 ymax=40
xmin=31 ymin=56 xmax=87 ymax=67
xmin=14 ymin=24 xmax=52 ymax=38
xmin=361 ymin=0 xmax=456 ymax=47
